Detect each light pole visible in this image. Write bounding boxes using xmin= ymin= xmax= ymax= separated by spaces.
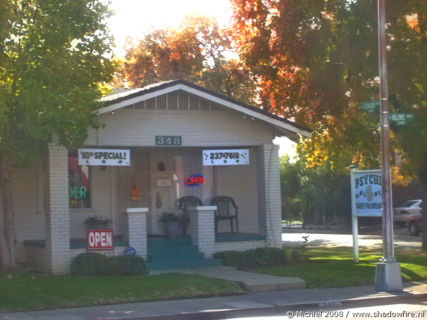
xmin=374 ymin=0 xmax=402 ymax=291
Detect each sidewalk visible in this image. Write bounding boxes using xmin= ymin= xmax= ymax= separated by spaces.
xmin=1 ymin=281 xmax=426 ymax=320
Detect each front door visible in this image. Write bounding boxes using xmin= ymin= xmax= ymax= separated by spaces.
xmin=149 ymin=150 xmax=173 ymax=235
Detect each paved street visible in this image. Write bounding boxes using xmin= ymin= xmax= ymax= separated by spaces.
xmin=282 ymin=227 xmax=422 ymax=250
xmin=224 ymin=299 xmax=427 ymax=319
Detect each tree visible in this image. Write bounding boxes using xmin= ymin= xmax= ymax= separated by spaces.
xmin=117 ymin=16 xmax=256 ymax=105
xmin=231 ymin=0 xmax=427 ymax=247
xmin=0 ymin=0 xmax=115 ymax=267
xmin=231 ymin=0 xmax=426 ymax=168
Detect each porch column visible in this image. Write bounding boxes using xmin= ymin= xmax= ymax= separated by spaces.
xmin=45 ymin=142 xmax=70 ymax=274
xmin=256 ymin=144 xmax=282 ymax=247
xmin=190 ymin=206 xmax=216 ymax=258
xmin=126 ymin=208 xmax=148 ymax=260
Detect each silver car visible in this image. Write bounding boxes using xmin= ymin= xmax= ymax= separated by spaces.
xmin=393 ymin=199 xmax=423 ymax=226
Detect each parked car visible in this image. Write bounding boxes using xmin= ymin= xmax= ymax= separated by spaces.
xmin=393 ymin=199 xmax=423 ymax=227
xmin=407 ymin=215 xmax=423 ymax=236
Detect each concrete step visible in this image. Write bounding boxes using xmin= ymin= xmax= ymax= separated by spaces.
xmin=147 ymin=258 xmax=222 ymax=270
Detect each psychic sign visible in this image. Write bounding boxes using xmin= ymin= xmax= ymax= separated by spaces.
xmin=350 ymin=169 xmax=383 ymax=217
xmin=203 ymin=149 xmax=249 ymax=166
xmin=78 ymin=149 xmax=130 ymax=166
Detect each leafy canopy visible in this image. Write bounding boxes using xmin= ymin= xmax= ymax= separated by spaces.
xmin=0 ymin=0 xmax=115 ymax=169
xmin=116 ymin=15 xmax=256 ymax=105
xmin=231 ymin=0 xmax=426 ymax=177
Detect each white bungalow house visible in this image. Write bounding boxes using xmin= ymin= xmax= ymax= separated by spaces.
xmin=14 ymin=80 xmax=311 ymax=274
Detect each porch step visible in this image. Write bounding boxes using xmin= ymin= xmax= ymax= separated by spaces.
xmin=146 ymin=237 xmax=222 ymax=270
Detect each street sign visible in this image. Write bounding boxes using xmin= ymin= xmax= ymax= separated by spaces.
xmin=389 ymin=113 xmax=414 ymax=126
xmin=361 ymin=100 xmax=380 ymax=114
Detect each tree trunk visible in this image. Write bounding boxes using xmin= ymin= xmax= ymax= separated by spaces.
xmin=422 ymin=203 xmax=427 ymax=251
xmin=0 ymin=165 xmax=17 ymax=267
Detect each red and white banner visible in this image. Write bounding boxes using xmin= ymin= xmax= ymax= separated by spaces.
xmin=87 ymin=230 xmax=113 ymax=250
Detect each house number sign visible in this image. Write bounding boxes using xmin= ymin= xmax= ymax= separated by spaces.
xmin=155 ymin=136 xmax=182 ymax=146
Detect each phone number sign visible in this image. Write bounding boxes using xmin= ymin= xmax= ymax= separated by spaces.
xmin=203 ymin=149 xmax=249 ymax=166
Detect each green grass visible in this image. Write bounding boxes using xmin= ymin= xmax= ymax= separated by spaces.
xmin=0 ymin=273 xmax=246 ymax=312
xmin=249 ymin=248 xmax=427 ymax=289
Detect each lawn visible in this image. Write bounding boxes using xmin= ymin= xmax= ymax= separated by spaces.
xmin=248 ymin=247 xmax=427 ymax=288
xmin=0 ymin=273 xmax=246 ymax=312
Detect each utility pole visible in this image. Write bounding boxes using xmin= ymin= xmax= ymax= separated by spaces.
xmin=374 ymin=0 xmax=402 ymax=292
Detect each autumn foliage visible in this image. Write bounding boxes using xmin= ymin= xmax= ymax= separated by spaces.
xmin=116 ymin=16 xmax=256 ymax=105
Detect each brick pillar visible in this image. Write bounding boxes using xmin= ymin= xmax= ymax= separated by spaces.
xmin=45 ymin=142 xmax=70 ymax=274
xmin=256 ymin=144 xmax=282 ymax=247
xmin=126 ymin=208 xmax=148 ymax=260
xmin=190 ymin=206 xmax=216 ymax=258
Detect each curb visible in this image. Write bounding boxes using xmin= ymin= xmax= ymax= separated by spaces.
xmin=119 ymin=291 xmax=427 ymax=320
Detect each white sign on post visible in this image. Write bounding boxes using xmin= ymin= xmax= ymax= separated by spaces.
xmin=351 ymin=169 xmax=383 ymax=217
xmin=203 ymin=149 xmax=249 ymax=166
xmin=78 ymin=149 xmax=130 ymax=166
xmin=350 ymin=169 xmax=383 ymax=262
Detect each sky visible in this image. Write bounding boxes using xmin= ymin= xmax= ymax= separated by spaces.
xmin=109 ymin=0 xmax=234 ymax=57
xmin=108 ymin=0 xmax=296 ymax=159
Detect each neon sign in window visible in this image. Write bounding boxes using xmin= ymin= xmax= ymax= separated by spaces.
xmin=185 ymin=174 xmax=206 ymax=187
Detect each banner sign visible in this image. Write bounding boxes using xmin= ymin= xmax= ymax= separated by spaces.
xmin=87 ymin=230 xmax=113 ymax=250
xmin=78 ymin=149 xmax=130 ymax=166
xmin=351 ymin=169 xmax=383 ymax=217
xmin=203 ymin=149 xmax=249 ymax=166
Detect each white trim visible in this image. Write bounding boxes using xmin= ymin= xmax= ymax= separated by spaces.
xmin=196 ymin=206 xmax=217 ymax=211
xmin=97 ymin=83 xmax=311 ymax=137
xmin=96 ymin=85 xmax=181 ymax=115
xmin=126 ymin=207 xmax=149 ymax=214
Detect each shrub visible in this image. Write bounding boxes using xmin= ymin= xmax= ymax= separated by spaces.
xmin=255 ymin=247 xmax=287 ymax=266
xmin=290 ymin=249 xmax=305 ymax=263
xmin=71 ymin=253 xmax=110 ymax=275
xmin=71 ymin=253 xmax=146 ymax=275
xmin=109 ymin=256 xmax=146 ymax=275
xmin=214 ymin=247 xmax=287 ymax=268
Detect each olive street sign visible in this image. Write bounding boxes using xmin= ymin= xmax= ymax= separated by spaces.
xmin=361 ymin=101 xmax=413 ymax=126
xmin=388 ymin=113 xmax=414 ymax=126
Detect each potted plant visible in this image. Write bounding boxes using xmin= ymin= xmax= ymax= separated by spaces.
xmin=159 ymin=212 xmax=180 ymax=237
xmin=84 ymin=216 xmax=112 ymax=229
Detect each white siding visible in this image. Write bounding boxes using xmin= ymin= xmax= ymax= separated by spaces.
xmin=86 ymin=108 xmax=275 ymax=147
xmin=13 ymin=164 xmax=46 ymax=262
xmin=215 ymin=149 xmax=259 ymax=234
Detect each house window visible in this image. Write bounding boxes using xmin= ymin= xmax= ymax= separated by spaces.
xmin=68 ymin=154 xmax=91 ymax=208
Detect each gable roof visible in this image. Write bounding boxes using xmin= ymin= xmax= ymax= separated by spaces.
xmin=98 ymin=80 xmax=311 ymax=140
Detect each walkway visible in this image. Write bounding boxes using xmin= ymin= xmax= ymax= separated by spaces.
xmin=151 ymin=266 xmax=305 ymax=292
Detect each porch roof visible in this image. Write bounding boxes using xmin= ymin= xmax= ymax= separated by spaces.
xmin=98 ymin=80 xmax=311 ymax=141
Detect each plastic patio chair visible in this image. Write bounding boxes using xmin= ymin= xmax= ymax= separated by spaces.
xmin=177 ymin=196 xmax=203 ymax=236
xmin=211 ymin=196 xmax=238 ymax=234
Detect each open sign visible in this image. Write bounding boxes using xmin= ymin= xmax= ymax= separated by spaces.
xmin=185 ymin=174 xmax=206 ymax=187
xmin=87 ymin=230 xmax=113 ymax=250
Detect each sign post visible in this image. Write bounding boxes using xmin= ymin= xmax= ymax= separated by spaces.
xmin=350 ymin=169 xmax=383 ymax=262
xmin=375 ymin=0 xmax=402 ymax=291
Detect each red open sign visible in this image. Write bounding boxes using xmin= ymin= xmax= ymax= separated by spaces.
xmin=185 ymin=174 xmax=206 ymax=187
xmin=87 ymin=229 xmax=113 ymax=250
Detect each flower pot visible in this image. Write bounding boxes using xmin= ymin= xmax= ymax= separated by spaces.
xmin=164 ymin=221 xmax=180 ymax=237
